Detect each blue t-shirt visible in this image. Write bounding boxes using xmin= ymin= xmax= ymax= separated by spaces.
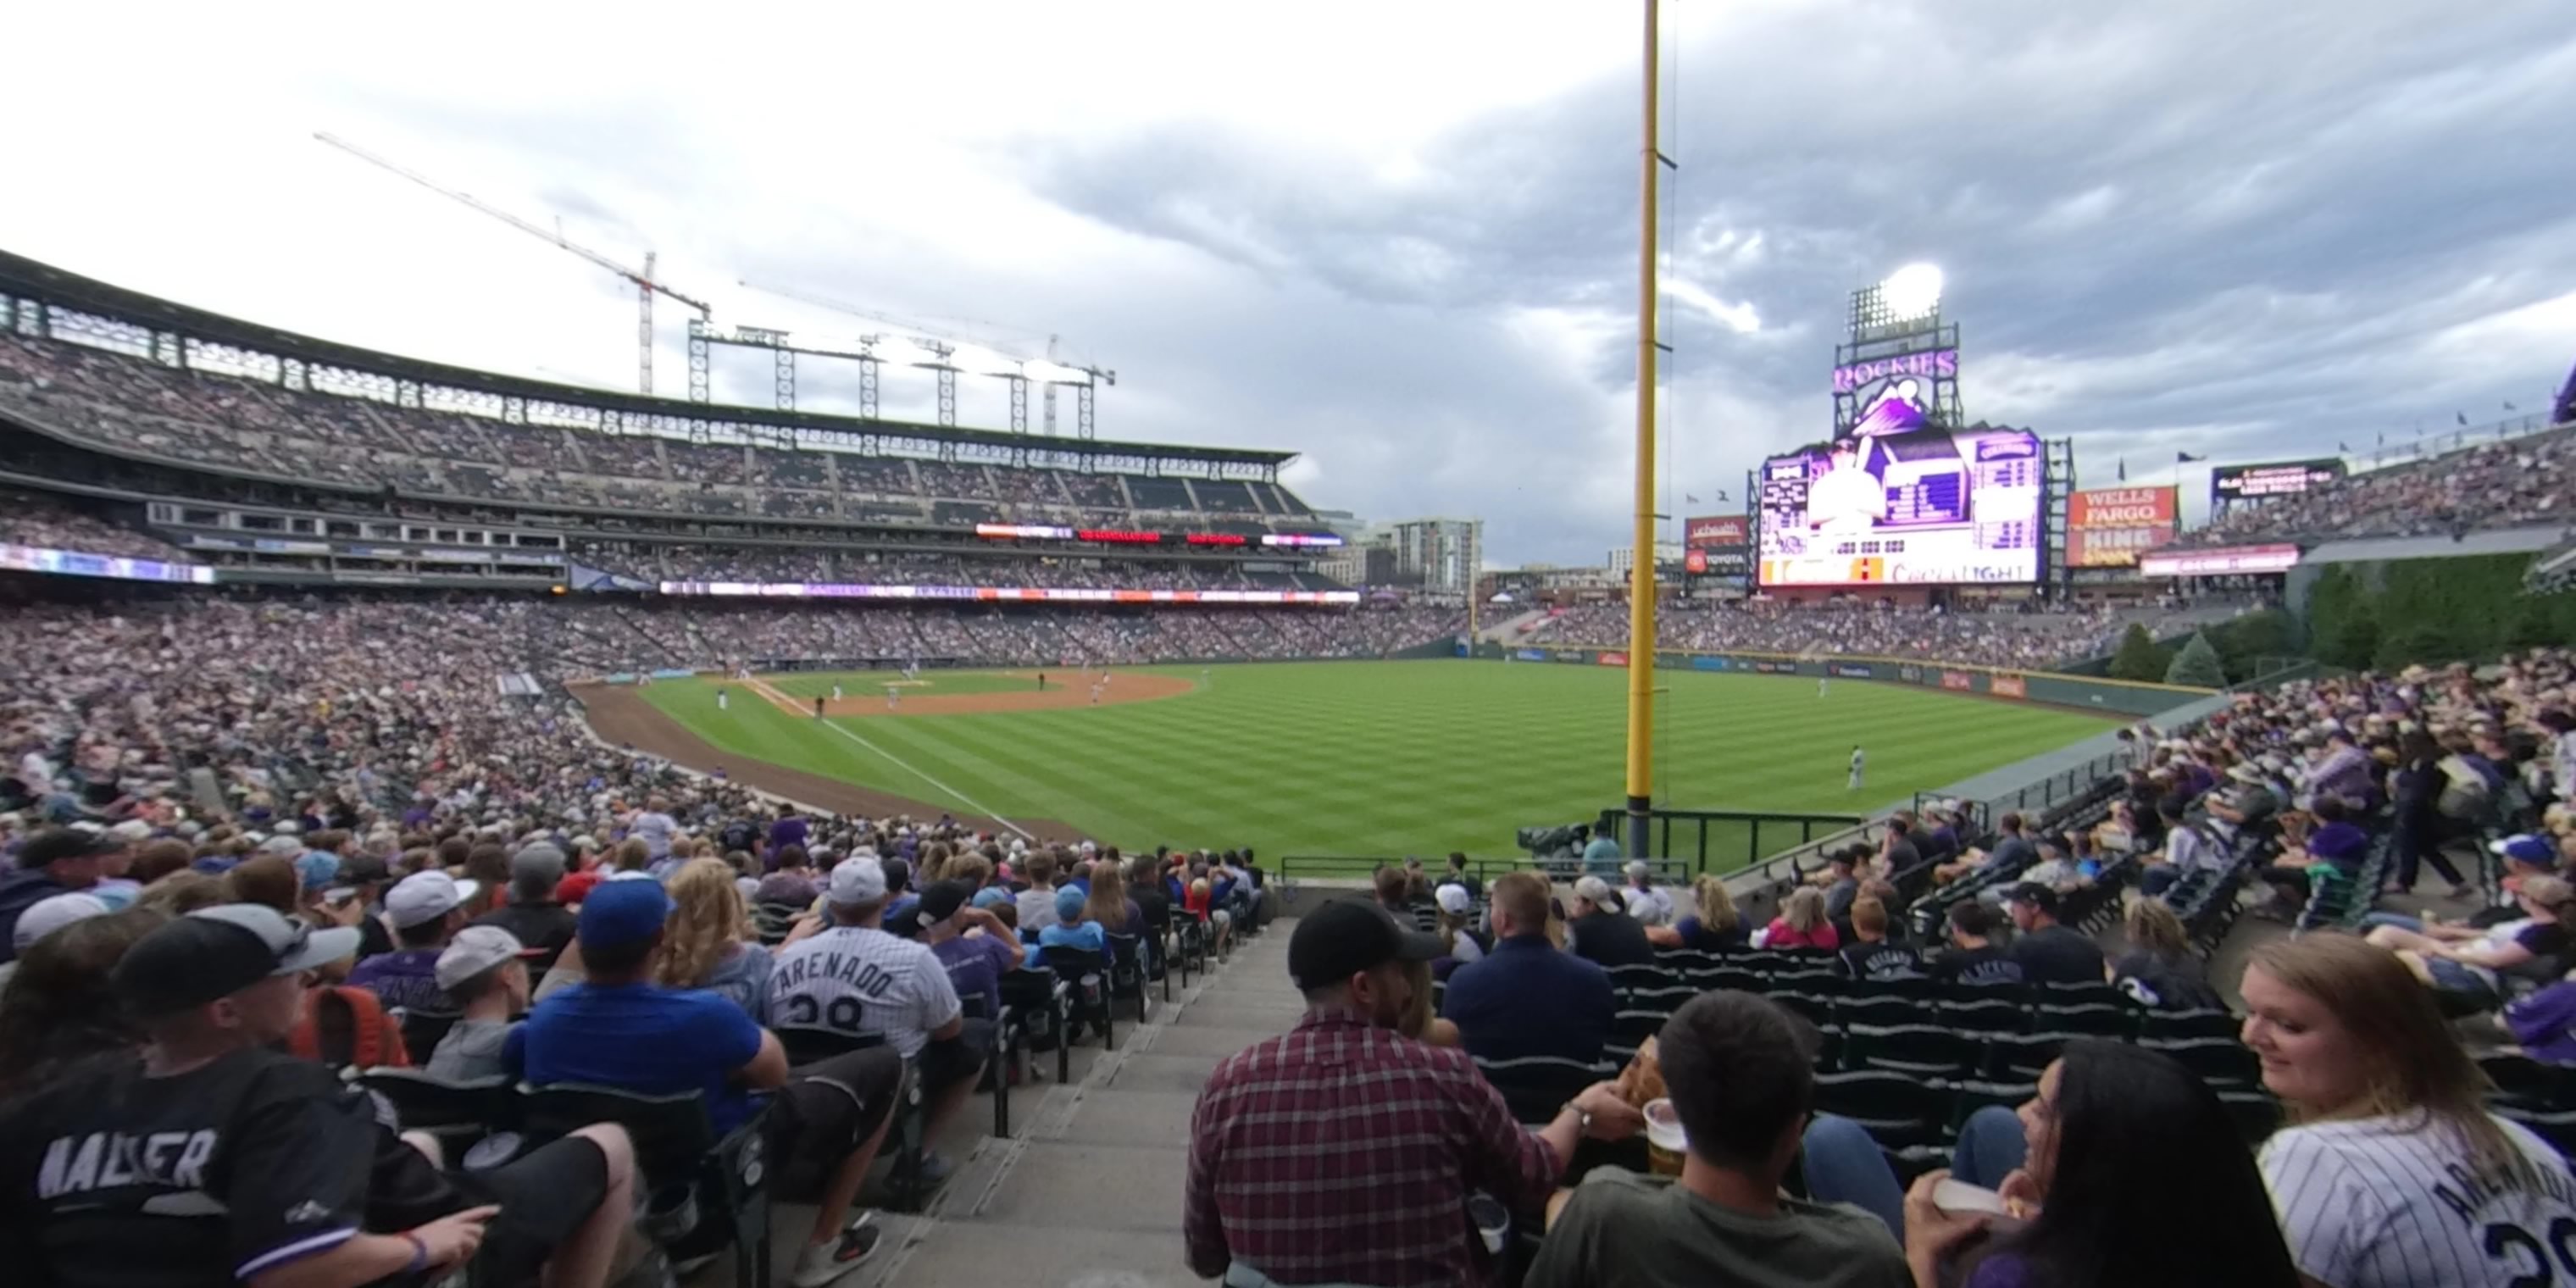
xmin=1038 ymin=919 xmax=1108 ymax=958
xmin=507 ymin=980 xmax=766 ymax=1133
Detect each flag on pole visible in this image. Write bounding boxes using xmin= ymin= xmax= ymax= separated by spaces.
xmin=2176 ymin=452 xmax=2206 ymax=464
xmin=1685 ymin=493 xmax=1699 ymax=503
xmin=2337 ymin=441 xmax=2351 ymax=452
xmin=2457 ymin=412 xmax=2469 ymax=426
xmin=2116 ymin=457 xmax=2126 ymax=481
xmin=2506 ymin=401 xmax=2518 ymax=411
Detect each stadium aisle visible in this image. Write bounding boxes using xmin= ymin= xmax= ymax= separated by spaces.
xmin=831 ymin=919 xmax=1299 ymax=1288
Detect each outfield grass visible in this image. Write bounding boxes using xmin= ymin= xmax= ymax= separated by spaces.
xmin=635 ymin=660 xmax=2120 ymax=869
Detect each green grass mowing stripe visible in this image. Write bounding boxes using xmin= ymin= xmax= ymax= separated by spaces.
xmin=625 ymin=664 xmax=2122 ymax=855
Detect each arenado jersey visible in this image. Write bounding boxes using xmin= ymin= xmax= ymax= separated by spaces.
xmin=2263 ymin=1112 xmax=2576 ymax=1287
xmin=768 ymin=924 xmax=960 ymax=1060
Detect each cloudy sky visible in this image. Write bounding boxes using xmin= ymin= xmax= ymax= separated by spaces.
xmin=7 ymin=1 xmax=2571 ymax=565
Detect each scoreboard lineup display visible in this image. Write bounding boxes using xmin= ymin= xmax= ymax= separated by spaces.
xmin=1757 ymin=425 xmax=2044 ymax=586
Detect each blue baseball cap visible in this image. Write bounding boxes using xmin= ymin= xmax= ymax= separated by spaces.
xmin=1054 ymin=886 xmax=1087 ymax=921
xmin=580 ymin=879 xmax=673 ymax=951
xmin=295 ymin=850 xmax=341 ymax=892
xmin=2494 ymin=835 xmax=2557 ymax=867
xmin=971 ymin=886 xmax=1012 ymax=910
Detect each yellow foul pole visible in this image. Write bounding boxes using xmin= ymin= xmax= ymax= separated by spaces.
xmin=1624 ymin=0 xmax=1661 ymax=858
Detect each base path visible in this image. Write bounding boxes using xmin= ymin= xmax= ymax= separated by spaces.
xmin=756 ymin=669 xmax=1197 ymax=718
xmin=571 ymin=680 xmax=1088 ymax=842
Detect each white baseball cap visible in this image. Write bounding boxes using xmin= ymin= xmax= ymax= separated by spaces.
xmin=1435 ymin=884 xmax=1473 ymax=917
xmin=13 ymin=891 xmax=111 ymax=952
xmin=385 ymin=870 xmax=480 ymax=929
xmin=827 ymin=858 xmax=888 ymax=906
xmin=435 ymin=924 xmax=526 ymax=992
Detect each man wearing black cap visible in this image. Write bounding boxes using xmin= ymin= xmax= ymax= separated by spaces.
xmin=1185 ymin=898 xmax=1643 ymax=1287
xmin=0 ymin=903 xmax=637 ymax=1288
xmin=0 ymin=827 xmax=121 ymax=963
xmin=2002 ymin=882 xmax=2107 ymax=985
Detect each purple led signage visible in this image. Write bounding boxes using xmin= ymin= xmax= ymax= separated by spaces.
xmin=1832 ymin=347 xmax=1957 ymax=394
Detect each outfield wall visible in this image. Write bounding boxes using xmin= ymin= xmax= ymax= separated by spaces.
xmin=1480 ymin=644 xmax=2212 ymax=717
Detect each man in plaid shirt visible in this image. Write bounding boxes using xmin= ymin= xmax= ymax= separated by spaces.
xmin=1185 ymin=900 xmax=1641 ymax=1287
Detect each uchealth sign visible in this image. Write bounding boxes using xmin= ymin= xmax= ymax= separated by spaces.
xmin=1685 ymin=515 xmax=1751 ymax=548
xmin=1596 ymin=651 xmax=1629 ymax=666
xmin=2067 ymin=486 xmax=2179 ymax=569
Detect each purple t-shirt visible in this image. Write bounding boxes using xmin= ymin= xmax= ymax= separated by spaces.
xmin=347 ymin=948 xmax=449 ymax=1013
xmin=933 ymin=932 xmax=1019 ymax=1017
xmin=768 ymin=816 xmax=809 ymax=853
xmin=2507 ymin=981 xmax=2576 ymax=1064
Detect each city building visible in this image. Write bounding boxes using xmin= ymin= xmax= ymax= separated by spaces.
xmin=1607 ymin=541 xmax=1684 ymax=577
xmin=1388 ymin=518 xmax=1483 ymax=596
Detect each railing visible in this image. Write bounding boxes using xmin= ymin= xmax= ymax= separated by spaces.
xmin=1271 ymin=853 xmax=1693 ymax=900
xmin=1590 ymin=808 xmax=1866 ymax=878
xmin=1916 ymin=751 xmax=2134 ymax=838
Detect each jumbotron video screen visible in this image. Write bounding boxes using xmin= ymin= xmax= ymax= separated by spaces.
xmin=1757 ymin=425 xmax=2044 ymax=586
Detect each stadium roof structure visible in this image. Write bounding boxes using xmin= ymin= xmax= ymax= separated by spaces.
xmin=0 ymin=250 xmax=1299 ymax=475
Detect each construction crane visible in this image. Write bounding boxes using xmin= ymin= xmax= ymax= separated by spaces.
xmin=314 ymin=131 xmax=710 ymax=395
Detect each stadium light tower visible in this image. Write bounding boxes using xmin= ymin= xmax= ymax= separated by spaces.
xmin=1879 ymin=263 xmax=1945 ymax=323
xmin=314 ymin=131 xmax=709 ymax=396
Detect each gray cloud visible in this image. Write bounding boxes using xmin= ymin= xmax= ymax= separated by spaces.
xmin=1005 ymin=0 xmax=2576 ymax=559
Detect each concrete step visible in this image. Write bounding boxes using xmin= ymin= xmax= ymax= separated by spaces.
xmin=1135 ymin=1025 xmax=1274 ymax=1059
xmin=1052 ymin=1088 xmax=1202 ymax=1150
xmin=889 ymin=1221 xmax=1202 ymax=1288
xmin=971 ymin=1140 xmax=1189 ymax=1232
xmin=1108 ymin=1052 xmax=1224 ymax=1095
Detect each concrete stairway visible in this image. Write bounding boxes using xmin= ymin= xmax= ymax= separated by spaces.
xmin=840 ymin=922 xmax=1302 ymax=1288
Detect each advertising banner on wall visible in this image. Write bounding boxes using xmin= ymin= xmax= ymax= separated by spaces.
xmin=1990 ymin=675 xmax=2028 ymax=698
xmin=1941 ymin=669 xmax=1975 ymax=690
xmin=1827 ymin=663 xmax=1875 ymax=679
xmin=2138 ymin=544 xmax=2302 ymax=577
xmin=2066 ymin=486 xmax=2179 ymax=569
xmin=1596 ymin=652 xmax=1629 ymax=667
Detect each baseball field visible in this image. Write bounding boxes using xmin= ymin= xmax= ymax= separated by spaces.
xmin=596 ymin=659 xmax=2124 ymax=870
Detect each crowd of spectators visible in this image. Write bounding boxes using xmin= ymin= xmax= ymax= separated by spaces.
xmin=1190 ymin=647 xmax=2576 ymax=1286
xmin=0 ymin=489 xmax=188 ymax=561
xmin=2174 ymin=424 xmax=2576 ymax=549
xmin=1526 ymin=598 xmax=2129 ymax=669
xmin=0 ymin=332 xmax=1323 ymax=530
xmin=592 ymin=542 xmax=1347 ymax=593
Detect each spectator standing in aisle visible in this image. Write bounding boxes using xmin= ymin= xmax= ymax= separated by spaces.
xmin=1186 ymin=898 xmax=1641 ymax=1287
xmin=1582 ymin=826 xmax=1625 ymax=877
xmin=1527 ymin=991 xmax=1908 ymax=1288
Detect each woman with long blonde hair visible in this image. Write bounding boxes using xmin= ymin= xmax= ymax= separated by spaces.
xmin=2241 ymin=933 xmax=2576 ymax=1287
xmin=1648 ymin=874 xmax=1748 ymax=951
xmin=2108 ymin=897 xmax=2218 ymax=1009
xmin=1085 ymin=858 xmax=1136 ymax=937
xmin=654 ymin=857 xmax=773 ymax=1022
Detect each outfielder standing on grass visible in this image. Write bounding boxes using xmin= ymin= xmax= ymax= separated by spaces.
xmin=1848 ymin=744 xmax=1866 ymax=792
xmin=717 ymin=686 xmax=729 ymax=711
xmin=886 ymin=685 xmax=900 ymax=713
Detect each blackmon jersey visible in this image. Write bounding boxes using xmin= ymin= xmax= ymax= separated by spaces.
xmin=768 ymin=924 xmax=962 ymax=1060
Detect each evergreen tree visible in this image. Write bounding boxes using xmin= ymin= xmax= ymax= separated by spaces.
xmin=2109 ymin=623 xmax=2166 ymax=683
xmin=2164 ymin=631 xmax=2227 ymax=687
